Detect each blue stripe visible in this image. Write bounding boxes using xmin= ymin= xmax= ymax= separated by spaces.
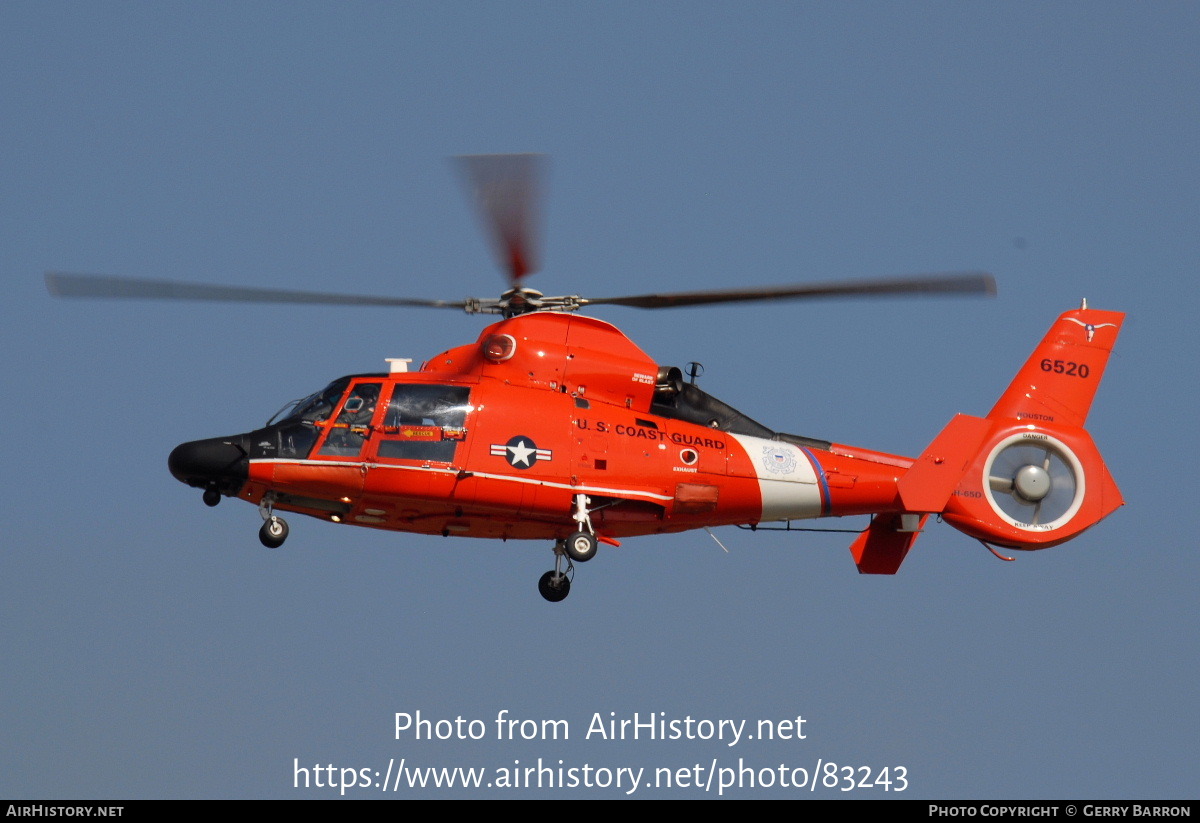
xmin=799 ymin=447 xmax=832 ymax=515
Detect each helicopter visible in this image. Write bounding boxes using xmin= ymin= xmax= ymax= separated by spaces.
xmin=46 ymin=154 xmax=1124 ymax=602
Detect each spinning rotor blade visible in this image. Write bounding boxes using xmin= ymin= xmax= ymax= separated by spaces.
xmin=45 ymin=272 xmax=468 ymax=309
xmin=585 ymin=272 xmax=996 ymax=309
xmin=456 ymin=153 xmax=543 ymax=284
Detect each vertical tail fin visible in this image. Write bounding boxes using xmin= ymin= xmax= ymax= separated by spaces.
xmin=890 ymin=305 xmax=1125 ymax=559
xmin=987 ymin=305 xmax=1124 ymax=427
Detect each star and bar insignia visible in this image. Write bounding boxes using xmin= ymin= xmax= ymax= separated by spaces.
xmin=490 ymin=436 xmax=553 ymax=469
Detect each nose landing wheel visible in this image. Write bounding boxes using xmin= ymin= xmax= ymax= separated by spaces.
xmin=259 ymin=516 xmax=289 ymax=549
xmin=257 ymin=494 xmax=289 ymax=548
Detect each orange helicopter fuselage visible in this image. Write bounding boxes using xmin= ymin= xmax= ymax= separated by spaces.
xmin=167 ymin=304 xmax=1124 ymax=583
xmin=227 ymin=311 xmax=909 ymax=542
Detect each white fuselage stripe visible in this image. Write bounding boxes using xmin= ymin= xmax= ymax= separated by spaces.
xmin=730 ymin=434 xmax=823 ymax=521
xmin=250 ymin=458 xmax=674 ymax=503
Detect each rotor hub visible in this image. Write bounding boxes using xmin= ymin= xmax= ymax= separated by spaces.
xmin=499 ymin=286 xmax=545 ymax=316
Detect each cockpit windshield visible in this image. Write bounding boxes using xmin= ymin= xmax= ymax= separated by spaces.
xmin=266 ymin=376 xmax=367 ymax=427
xmin=254 ymin=375 xmax=390 ymax=461
xmin=289 ymin=378 xmax=351 ymax=423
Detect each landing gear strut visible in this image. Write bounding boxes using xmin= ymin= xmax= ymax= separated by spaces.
xmin=564 ymin=493 xmax=598 ymax=562
xmin=258 ymin=494 xmax=289 ymax=549
xmin=538 ymin=494 xmax=604 ymax=601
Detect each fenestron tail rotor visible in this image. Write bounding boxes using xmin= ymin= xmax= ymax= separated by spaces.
xmin=985 ymin=438 xmax=1082 ymax=528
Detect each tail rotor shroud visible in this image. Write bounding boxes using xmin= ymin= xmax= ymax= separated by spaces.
xmin=984 ymin=436 xmax=1083 ymax=529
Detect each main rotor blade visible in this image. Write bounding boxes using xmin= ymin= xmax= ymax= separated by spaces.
xmin=584 ymin=272 xmax=996 ymax=310
xmin=45 ymin=272 xmax=469 ymax=309
xmin=455 ymin=153 xmax=543 ymax=284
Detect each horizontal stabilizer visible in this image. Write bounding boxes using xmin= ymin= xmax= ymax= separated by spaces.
xmin=849 ymin=513 xmax=929 ymax=574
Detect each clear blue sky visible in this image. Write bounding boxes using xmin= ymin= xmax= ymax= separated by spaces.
xmin=2 ymin=2 xmax=1196 ymax=798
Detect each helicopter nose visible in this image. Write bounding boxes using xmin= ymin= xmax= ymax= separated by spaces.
xmin=168 ymin=435 xmax=250 ymax=494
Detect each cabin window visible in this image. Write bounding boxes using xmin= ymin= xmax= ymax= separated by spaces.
xmin=377 ymin=384 xmax=472 ymax=462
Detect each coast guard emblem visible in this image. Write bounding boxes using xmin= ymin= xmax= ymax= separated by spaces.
xmin=762 ymin=446 xmax=797 ymax=475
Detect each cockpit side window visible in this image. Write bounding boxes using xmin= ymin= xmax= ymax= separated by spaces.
xmin=317 ymin=382 xmax=382 ymax=457
xmin=269 ymin=378 xmax=353 ymax=459
xmin=262 ymin=375 xmax=392 ymax=460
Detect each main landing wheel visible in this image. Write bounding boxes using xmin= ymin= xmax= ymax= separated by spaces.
xmin=259 ymin=516 xmax=289 ymax=549
xmin=538 ymin=570 xmax=571 ymax=603
xmin=564 ymin=531 xmax=598 ymax=563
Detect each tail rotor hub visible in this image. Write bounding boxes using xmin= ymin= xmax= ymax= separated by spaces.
xmin=1013 ymin=464 xmax=1051 ymax=502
